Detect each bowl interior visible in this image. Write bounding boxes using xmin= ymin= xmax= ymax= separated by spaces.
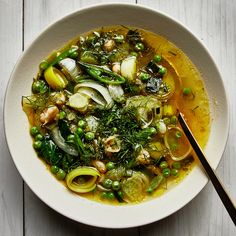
xmin=4 ymin=3 xmax=228 ymax=228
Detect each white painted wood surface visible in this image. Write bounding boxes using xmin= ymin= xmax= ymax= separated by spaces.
xmin=0 ymin=0 xmax=235 ymax=235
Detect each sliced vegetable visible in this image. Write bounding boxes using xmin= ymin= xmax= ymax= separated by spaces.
xmin=66 ymin=167 xmax=100 ymax=193
xmin=74 ymin=80 xmax=113 ymax=106
xmin=121 ymin=172 xmax=149 ymax=202
xmin=51 ymin=126 xmax=78 ymax=156
xmin=126 ymin=95 xmax=161 ymax=128
xmin=164 ymin=127 xmax=191 ymax=161
xmin=44 ymin=66 xmax=68 ymax=90
xmin=105 ymin=167 xmax=127 ymax=181
xmin=76 ymin=87 xmax=106 ymax=106
xmin=120 ymin=56 xmax=137 ymax=82
xmin=78 ymin=61 xmax=126 ymax=85
xmin=68 ymin=93 xmax=89 ymax=112
xmin=59 ymin=58 xmax=81 ymax=82
xmin=108 ymin=85 xmax=124 ymax=103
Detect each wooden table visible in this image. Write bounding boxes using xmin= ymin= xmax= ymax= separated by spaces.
xmin=0 ymin=0 xmax=235 ymax=235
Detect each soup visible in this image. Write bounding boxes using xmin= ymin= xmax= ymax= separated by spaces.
xmin=22 ymin=26 xmax=210 ymax=204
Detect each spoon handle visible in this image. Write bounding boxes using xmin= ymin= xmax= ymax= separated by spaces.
xmin=178 ymin=112 xmax=236 ymax=225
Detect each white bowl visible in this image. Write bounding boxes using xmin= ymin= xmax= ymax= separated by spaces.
xmin=4 ymin=3 xmax=229 ymax=228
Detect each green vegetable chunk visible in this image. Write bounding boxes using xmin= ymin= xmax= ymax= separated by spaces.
xmin=106 ymin=162 xmax=115 ymax=170
xmin=134 ymin=42 xmax=145 ymax=51
xmin=56 ymin=169 xmax=66 ymax=180
xmin=159 ymin=161 xmax=168 ymax=169
xmin=112 ymin=180 xmax=121 ymax=191
xmin=33 ymin=140 xmax=42 ymax=150
xmin=162 ymin=168 xmax=171 ymax=177
xmin=85 ymin=132 xmax=95 ymax=141
xmin=153 ymin=54 xmax=162 ymax=63
xmin=30 ymin=126 xmax=39 ymax=136
xmin=183 ymin=87 xmax=192 ymax=95
xmin=51 ymin=165 xmax=59 ymax=174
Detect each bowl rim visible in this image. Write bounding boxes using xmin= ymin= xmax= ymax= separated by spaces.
xmin=3 ymin=2 xmax=230 ymax=228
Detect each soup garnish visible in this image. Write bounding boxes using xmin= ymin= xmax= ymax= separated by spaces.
xmin=22 ymin=26 xmax=210 ymax=204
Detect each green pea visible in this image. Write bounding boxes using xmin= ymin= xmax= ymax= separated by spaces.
xmin=33 ymin=141 xmax=42 ymax=150
xmin=149 ymin=127 xmax=157 ymax=135
xmin=175 ymin=131 xmax=182 ymax=138
xmin=163 ymin=117 xmax=170 ymax=125
xmin=183 ymin=87 xmax=192 ymax=95
xmin=159 ymin=161 xmax=168 ymax=169
xmin=39 ymin=60 xmax=49 ymax=70
xmin=172 ymin=162 xmax=181 ymax=170
xmin=76 ymin=127 xmax=84 ymax=136
xmin=59 ymin=111 xmax=66 ymax=119
xmin=112 ymin=127 xmax=118 ymax=133
xmin=69 ymin=51 xmax=78 ymax=59
xmin=153 ymin=54 xmax=162 ymax=63
xmin=35 ymin=134 xmax=43 ymax=141
xmin=162 ymin=168 xmax=171 ymax=177
xmin=101 ymin=192 xmax=108 ymax=199
xmin=117 ymin=190 xmax=124 ymax=199
xmin=103 ymin=179 xmax=113 ymax=189
xmin=78 ymin=119 xmax=86 ymax=128
xmin=56 ymin=169 xmax=66 ymax=180
xmin=112 ymin=181 xmax=121 ymax=191
xmin=107 ymin=192 xmax=115 ymax=200
xmin=67 ymin=134 xmax=75 ymax=142
xmin=171 ymin=168 xmax=179 ymax=177
xmin=130 ymin=51 xmax=138 ymax=57
xmin=170 ymin=115 xmax=178 ymax=125
xmin=32 ymin=80 xmax=48 ymax=94
xmin=159 ymin=66 xmax=167 ymax=75
xmin=139 ymin=72 xmax=150 ymax=82
xmin=106 ymin=162 xmax=115 ymax=170
xmin=31 ymin=81 xmax=41 ymax=93
xmin=51 ymin=165 xmax=59 ymax=174
xmin=30 ymin=126 xmax=39 ymax=136
xmin=85 ymin=132 xmax=95 ymax=141
xmin=134 ymin=42 xmax=145 ymax=51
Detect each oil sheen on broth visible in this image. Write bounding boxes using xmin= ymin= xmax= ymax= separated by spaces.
xmin=22 ymin=26 xmax=210 ymax=204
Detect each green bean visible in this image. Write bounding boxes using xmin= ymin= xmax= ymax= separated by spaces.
xmin=78 ymin=61 xmax=126 ymax=85
xmin=40 ymin=45 xmax=79 ymax=71
xmin=146 ymin=175 xmax=164 ymax=194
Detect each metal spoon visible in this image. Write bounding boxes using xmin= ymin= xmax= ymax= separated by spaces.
xmin=178 ymin=112 xmax=236 ymax=225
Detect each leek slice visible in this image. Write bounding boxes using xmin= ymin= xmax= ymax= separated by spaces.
xmin=74 ymin=80 xmax=113 ymax=106
xmin=108 ymin=85 xmax=124 ymax=103
xmin=51 ymin=127 xmax=78 ymax=156
xmin=68 ymin=93 xmax=89 ymax=112
xmin=44 ymin=66 xmax=68 ymax=90
xmin=120 ymin=56 xmax=137 ymax=82
xmin=76 ymin=87 xmax=106 ymax=106
xmin=59 ymin=58 xmax=81 ymax=82
xmin=66 ymin=167 xmax=100 ymax=193
xmin=121 ymin=172 xmax=149 ymax=202
xmin=164 ymin=127 xmax=191 ymax=161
